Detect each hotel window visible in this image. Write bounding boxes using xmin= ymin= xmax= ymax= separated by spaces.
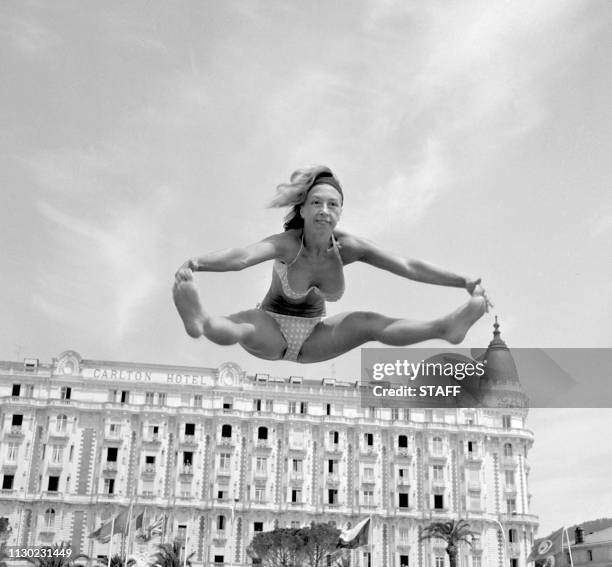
xmin=508 ymin=529 xmax=518 ymax=543
xmin=214 ymin=556 xmax=224 ymax=565
xmin=12 ymin=414 xmax=23 ymax=427
xmin=254 ymin=522 xmax=263 ymax=532
xmin=398 ymin=435 xmax=408 ymax=448
xmin=48 ymin=476 xmax=60 ymax=492
xmin=217 ymin=515 xmax=225 ymax=530
xmin=180 ymin=482 xmax=191 ymax=497
xmin=148 ymin=425 xmax=159 ymax=439
xmin=56 ymin=415 xmax=68 ymax=432
xmin=399 ymin=493 xmax=409 ymax=508
xmin=502 ymin=415 xmax=512 ymax=429
xmin=363 ymin=552 xmax=371 ymax=567
xmin=291 ymin=489 xmax=302 ymax=503
xmin=398 ymin=467 xmax=409 ymax=480
xmin=468 ymin=441 xmax=476 ymax=453
xmin=505 ymin=470 xmax=515 ymax=486
xmin=400 ymin=555 xmax=409 ymax=567
xmin=145 ymin=456 xmax=155 ymax=465
xmin=329 ymin=431 xmax=339 ymax=445
xmin=328 ymin=489 xmax=338 ymax=505
xmin=465 ymin=412 xmax=475 ymax=425
xmin=217 ymin=490 xmax=225 ymax=500
xmin=177 ymin=524 xmax=187 ymax=540
xmin=223 ymin=398 xmax=232 ymax=411
xmin=182 ymin=452 xmax=193 ymax=466
xmin=288 ymin=401 xmax=297 ymax=414
xmin=69 ymin=445 xmax=74 ymax=461
xmin=472 ymin=556 xmax=481 ymax=567
xmin=326 ymin=403 xmax=332 ymax=416
xmin=328 ymin=460 xmax=338 ymax=474
xmin=254 ymin=399 xmax=262 ymax=412
xmin=120 ymin=390 xmax=129 ymax=404
xmin=363 ymin=467 xmax=374 ymax=481
xmin=368 ymin=407 xmax=377 ymax=418
xmin=180 ymin=393 xmax=190 ymax=406
xmin=506 ymin=498 xmax=516 ymax=513
xmin=2 ymin=475 xmax=14 ymax=490
xmin=435 ymin=557 xmax=444 ymax=567
xmin=221 ymin=424 xmax=232 ymax=438
xmin=258 ymin=426 xmax=268 ymax=440
xmin=292 ymin=459 xmax=302 ymax=474
xmin=220 ymin=453 xmax=231 ymax=470
xmin=362 ymin=490 xmax=374 ymax=506
xmin=434 ymin=494 xmax=444 ymax=510
xmin=399 ymin=528 xmax=409 ymax=542
xmin=51 ymin=446 xmax=63 ymax=463
xmin=12 ymin=384 xmax=21 ymax=396
xmin=61 ymin=386 xmax=71 ymax=400
xmin=24 ymin=384 xmax=35 ymax=397
xmin=432 ymin=465 xmax=444 ymax=482
xmin=255 ymin=487 xmax=265 ymax=502
xmin=300 ymin=401 xmax=308 ymax=414
xmin=391 ymin=408 xmax=399 ymax=420
xmin=403 ymin=408 xmax=411 ymax=421
xmin=157 ymin=392 xmax=166 ymax=406
xmin=504 ymin=443 xmax=513 ymax=457
xmin=107 ymin=448 xmax=118 ymax=462
xmin=364 ymin=433 xmax=374 ymax=446
xmin=256 ymin=456 xmax=267 ymax=472
xmin=587 ymin=550 xmax=593 ymax=561
xmin=184 ymin=423 xmax=195 ymax=436
xmin=194 ymin=394 xmax=202 ymax=408
xmin=44 ymin=508 xmax=55 ymax=528
xmin=145 ymin=392 xmax=155 ymax=405
xmin=290 ymin=521 xmax=300 ymax=529
xmin=265 ymin=399 xmax=274 ymax=412
xmin=7 ymin=444 xmax=18 ymax=461
xmin=432 ymin=437 xmax=443 ymax=454
xmin=469 ymin=494 xmax=480 ymax=511
xmin=108 ymin=390 xmax=117 ymax=402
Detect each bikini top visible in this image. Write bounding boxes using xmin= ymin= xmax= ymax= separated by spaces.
xmin=273 ymin=234 xmax=345 ymax=302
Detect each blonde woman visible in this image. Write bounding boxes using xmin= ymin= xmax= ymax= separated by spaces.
xmin=173 ymin=166 xmax=490 ymax=363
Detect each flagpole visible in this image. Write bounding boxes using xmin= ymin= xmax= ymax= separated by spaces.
xmin=126 ymin=499 xmax=134 ymax=559
xmin=107 ymin=515 xmax=115 ymax=567
xmin=564 ymin=527 xmax=574 ymax=567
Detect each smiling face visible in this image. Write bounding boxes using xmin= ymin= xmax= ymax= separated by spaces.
xmin=300 ymin=184 xmax=343 ymax=232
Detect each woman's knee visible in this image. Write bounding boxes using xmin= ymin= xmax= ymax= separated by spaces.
xmin=202 ymin=317 xmax=246 ymax=346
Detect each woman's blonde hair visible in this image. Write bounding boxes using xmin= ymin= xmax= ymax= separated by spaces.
xmin=269 ymin=165 xmax=343 ymax=231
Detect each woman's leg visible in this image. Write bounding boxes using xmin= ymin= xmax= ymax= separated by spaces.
xmin=173 ymin=279 xmax=287 ymax=360
xmin=299 ymin=295 xmax=486 ymax=363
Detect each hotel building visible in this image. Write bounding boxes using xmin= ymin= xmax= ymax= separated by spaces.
xmin=0 ymin=324 xmax=537 ymax=566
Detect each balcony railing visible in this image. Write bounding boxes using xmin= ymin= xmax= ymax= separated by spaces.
xmin=6 ymin=426 xmax=25 ymax=437
xmin=179 ymin=465 xmax=194 ymax=476
xmin=103 ymin=461 xmax=118 ymax=473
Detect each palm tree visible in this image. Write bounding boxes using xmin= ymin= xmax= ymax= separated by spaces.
xmin=151 ymin=541 xmax=194 ymax=567
xmin=420 ymin=519 xmax=476 ymax=567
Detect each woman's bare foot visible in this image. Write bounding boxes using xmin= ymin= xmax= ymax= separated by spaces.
xmin=173 ymin=280 xmax=206 ymax=338
xmin=440 ymin=294 xmax=487 ymax=344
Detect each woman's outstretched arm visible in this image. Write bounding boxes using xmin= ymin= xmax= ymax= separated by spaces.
xmin=175 ymin=234 xmax=286 ymax=280
xmin=340 ymin=233 xmax=482 ymax=294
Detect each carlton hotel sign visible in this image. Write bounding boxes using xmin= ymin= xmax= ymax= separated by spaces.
xmin=55 ymin=350 xmax=241 ymax=388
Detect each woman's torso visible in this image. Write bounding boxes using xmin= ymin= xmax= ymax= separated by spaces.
xmin=260 ymin=230 xmax=345 ymax=317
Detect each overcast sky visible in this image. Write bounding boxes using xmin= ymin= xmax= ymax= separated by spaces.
xmin=1 ymin=0 xmax=611 ymax=536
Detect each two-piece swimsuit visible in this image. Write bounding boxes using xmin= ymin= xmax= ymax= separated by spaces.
xmin=259 ymin=234 xmax=345 ymax=361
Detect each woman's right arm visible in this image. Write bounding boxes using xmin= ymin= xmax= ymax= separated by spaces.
xmin=175 ymin=234 xmax=286 ymax=280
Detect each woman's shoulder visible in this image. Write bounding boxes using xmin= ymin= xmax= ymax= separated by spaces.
xmin=265 ymin=229 xmax=302 ymax=263
xmin=333 ymin=230 xmax=372 ymax=263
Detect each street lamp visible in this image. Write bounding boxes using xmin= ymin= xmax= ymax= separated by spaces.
xmin=491 ymin=518 xmax=508 ymax=567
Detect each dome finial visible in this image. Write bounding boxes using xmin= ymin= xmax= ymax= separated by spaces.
xmin=493 ymin=315 xmax=500 ymax=338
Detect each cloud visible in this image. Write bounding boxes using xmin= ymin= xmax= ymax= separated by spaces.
xmin=1 ymin=16 xmax=62 ymax=55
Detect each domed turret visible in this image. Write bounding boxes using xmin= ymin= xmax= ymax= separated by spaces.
xmin=479 ymin=317 xmax=528 ymax=408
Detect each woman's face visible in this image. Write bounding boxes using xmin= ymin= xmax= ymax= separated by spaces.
xmin=300 ymin=184 xmax=343 ymax=231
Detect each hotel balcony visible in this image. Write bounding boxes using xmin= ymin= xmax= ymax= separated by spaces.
xmin=254 ymin=440 xmax=272 ymax=452
xmin=394 ymin=448 xmax=412 ymax=461
xmin=48 ymin=430 xmax=70 ymax=441
xmin=428 ymin=451 xmax=448 ymax=463
xmin=47 ymin=462 xmax=63 ymax=473
xmin=142 ymin=434 xmax=161 ymax=445
xmin=431 ymin=480 xmax=446 ymax=492
xmin=180 ymin=434 xmax=197 ymax=446
xmin=467 ymin=481 xmax=482 ymax=492
xmin=102 ymin=461 xmax=118 ymax=473
xmin=397 ymin=478 xmax=411 ymax=487
xmin=326 ymin=474 xmax=340 ymax=487
xmin=179 ymin=464 xmax=194 ymax=476
xmin=5 ymin=426 xmax=25 ymax=439
xmin=104 ymin=431 xmax=123 ymax=444
xmin=465 ymin=452 xmax=483 ymax=463
xmin=359 ymin=447 xmax=377 ymax=460
xmin=141 ymin=464 xmax=156 ymax=476
xmin=324 ymin=443 xmax=342 ymax=455
xmin=288 ymin=472 xmax=304 ymax=484
xmin=140 ymin=490 xmax=156 ymax=499
xmin=500 ymin=456 xmax=517 ymax=468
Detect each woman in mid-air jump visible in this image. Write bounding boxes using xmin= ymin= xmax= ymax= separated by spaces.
xmin=173 ymin=166 xmax=490 ymax=363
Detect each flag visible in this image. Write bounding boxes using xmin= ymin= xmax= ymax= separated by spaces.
xmin=135 ymin=510 xmax=145 ymax=530
xmin=89 ymin=509 xmax=129 ymax=542
xmin=138 ymin=514 xmax=166 ymax=542
xmin=527 ymin=527 xmax=564 ymax=565
xmin=338 ymin=518 xmax=370 ymax=549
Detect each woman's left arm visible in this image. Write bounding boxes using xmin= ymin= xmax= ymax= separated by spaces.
xmin=342 ymin=234 xmax=481 ymax=293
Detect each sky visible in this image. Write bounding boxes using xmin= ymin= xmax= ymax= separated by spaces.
xmin=1 ymin=0 xmax=611 ymax=536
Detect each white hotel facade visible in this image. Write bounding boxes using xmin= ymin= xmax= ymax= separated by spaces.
xmin=0 ymin=326 xmax=537 ymax=566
